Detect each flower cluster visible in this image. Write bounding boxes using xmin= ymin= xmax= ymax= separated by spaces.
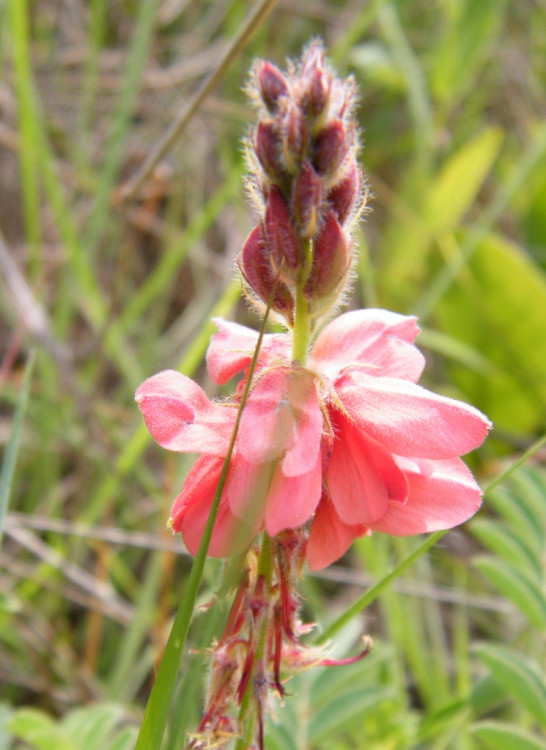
xmin=240 ymin=41 xmax=362 ymax=326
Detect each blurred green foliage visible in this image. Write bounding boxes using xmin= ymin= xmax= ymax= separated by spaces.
xmin=0 ymin=0 xmax=544 ymax=748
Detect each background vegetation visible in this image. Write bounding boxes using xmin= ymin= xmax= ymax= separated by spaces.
xmin=1 ymin=0 xmax=545 ymax=748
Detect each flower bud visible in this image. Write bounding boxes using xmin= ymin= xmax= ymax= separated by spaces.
xmin=255 ymin=120 xmax=285 ymax=180
xmin=293 ymin=161 xmax=323 ymax=238
xmin=313 ymin=120 xmax=346 ymax=177
xmin=327 ymin=164 xmax=361 ymax=224
xmin=299 ymin=43 xmax=331 ymax=118
xmin=265 ymin=186 xmax=303 ymax=274
xmin=239 ymin=225 xmax=295 ymax=318
xmin=304 ymin=212 xmax=351 ymax=303
xmin=256 ymin=61 xmax=289 ymax=112
xmin=281 ymin=104 xmax=308 ymax=173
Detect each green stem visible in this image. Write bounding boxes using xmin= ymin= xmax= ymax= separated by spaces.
xmin=235 ymin=533 xmax=273 ymax=750
xmin=292 ymin=239 xmax=313 ymax=364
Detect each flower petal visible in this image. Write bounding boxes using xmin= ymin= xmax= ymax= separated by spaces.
xmin=135 ymin=370 xmax=235 ymax=455
xmin=311 ymin=308 xmax=424 ymax=381
xmin=265 ymin=450 xmax=322 ymax=536
xmin=170 ymin=455 xmax=259 ymax=557
xmin=371 ymin=457 xmax=483 ymax=535
xmin=206 ymin=318 xmax=290 ymax=385
xmin=238 ymin=367 xmax=322 ymax=476
xmin=327 ymin=415 xmax=408 ymax=525
xmin=338 ymin=370 xmax=492 ymax=459
xmin=307 ymin=492 xmax=368 ymax=571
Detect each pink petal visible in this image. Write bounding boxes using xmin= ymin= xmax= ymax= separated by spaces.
xmin=238 ymin=367 xmax=322 ymax=476
xmin=224 ymin=455 xmax=272 ymax=525
xmin=307 ymin=492 xmax=368 ymax=571
xmin=135 ymin=370 xmax=235 ymax=455
xmin=170 ymin=455 xmax=260 ymax=557
xmin=327 ymin=415 xmax=408 ymax=525
xmin=265 ymin=451 xmax=322 ymax=536
xmin=311 ymin=309 xmax=424 ymax=381
xmin=338 ymin=370 xmax=492 ymax=459
xmin=206 ymin=318 xmax=290 ymax=385
xmin=371 ymin=457 xmax=483 ymax=535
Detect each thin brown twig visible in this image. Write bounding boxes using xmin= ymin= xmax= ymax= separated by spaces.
xmin=120 ymin=0 xmax=278 ymax=201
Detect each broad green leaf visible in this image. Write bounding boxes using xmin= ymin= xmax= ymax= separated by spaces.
xmin=107 ymin=728 xmax=139 ymax=750
xmin=424 ymin=128 xmax=503 ymax=234
xmin=470 ymin=520 xmax=541 ymax=580
xmin=471 ymin=721 xmax=546 ymax=750
xmin=62 ymin=704 xmax=125 ymax=749
xmin=473 ymin=644 xmax=546 ymax=725
xmin=435 ymin=233 xmax=546 ymax=433
xmin=8 ymin=709 xmax=77 ymax=750
xmin=474 ymin=556 xmax=546 ymax=629
xmin=417 ymin=698 xmax=468 ymax=742
xmin=470 ymin=674 xmax=511 ymax=716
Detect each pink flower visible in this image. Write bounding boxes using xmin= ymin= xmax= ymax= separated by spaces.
xmin=136 ymin=310 xmax=491 ymax=569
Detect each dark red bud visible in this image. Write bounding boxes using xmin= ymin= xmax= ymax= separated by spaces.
xmin=293 ymin=161 xmax=323 ymax=238
xmin=299 ymin=44 xmax=331 ymax=117
xmin=313 ymin=120 xmax=346 ymax=176
xmin=327 ymin=163 xmax=361 ymax=224
xmin=265 ymin=186 xmax=302 ymax=273
xmin=254 ymin=121 xmax=285 ymax=179
xmin=282 ymin=104 xmax=308 ymax=173
xmin=239 ymin=225 xmax=295 ymax=316
xmin=256 ymin=61 xmax=289 ymax=112
xmin=304 ymin=212 xmax=351 ymax=300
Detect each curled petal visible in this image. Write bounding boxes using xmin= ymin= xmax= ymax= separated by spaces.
xmin=170 ymin=455 xmax=259 ymax=557
xmin=338 ymin=370 xmax=492 ymax=459
xmin=307 ymin=492 xmax=368 ymax=571
xmin=206 ymin=318 xmax=290 ymax=385
xmin=327 ymin=415 xmax=408 ymax=525
xmin=135 ymin=370 xmax=234 ymax=455
xmin=238 ymin=367 xmax=322 ymax=477
xmin=371 ymin=457 xmax=483 ymax=535
xmin=311 ymin=308 xmax=425 ymax=382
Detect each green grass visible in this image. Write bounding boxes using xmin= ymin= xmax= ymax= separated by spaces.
xmin=1 ymin=1 xmax=545 ymax=749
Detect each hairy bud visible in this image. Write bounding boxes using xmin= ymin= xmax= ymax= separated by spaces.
xmin=256 ymin=61 xmax=289 ymax=112
xmin=293 ymin=161 xmax=323 ymax=238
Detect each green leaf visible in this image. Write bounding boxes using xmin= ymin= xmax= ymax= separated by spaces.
xmin=309 ymin=687 xmax=392 ymax=744
xmin=8 ymin=709 xmax=77 ymax=750
xmin=471 ymin=721 xmax=546 ymax=750
xmin=486 ymin=487 xmax=543 ymax=554
xmin=106 ymin=729 xmax=139 ymax=750
xmin=470 ymin=674 xmax=510 ymax=716
xmin=62 ymin=704 xmax=125 ymax=749
xmin=474 ymin=556 xmax=546 ymax=629
xmin=435 ymin=233 xmax=546 ymax=433
xmin=470 ymin=519 xmax=541 ymax=580
xmin=473 ymin=644 xmax=546 ymax=726
xmin=424 ymin=127 xmax=503 ymax=233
